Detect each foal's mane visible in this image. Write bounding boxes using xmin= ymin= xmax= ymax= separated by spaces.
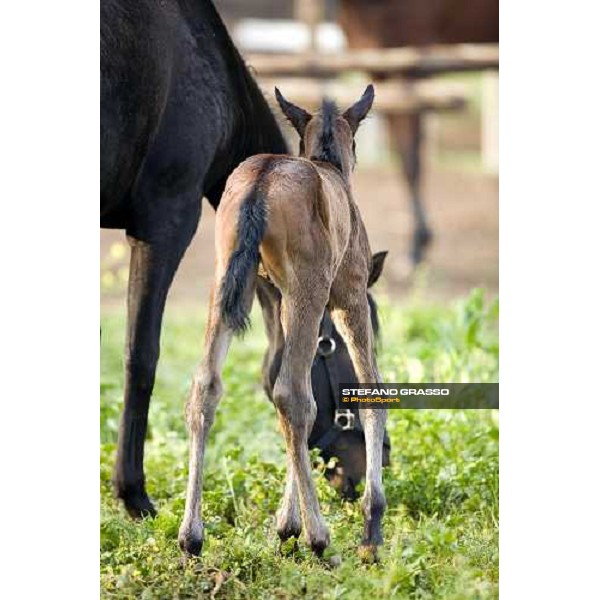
xmin=310 ymin=99 xmax=344 ymax=174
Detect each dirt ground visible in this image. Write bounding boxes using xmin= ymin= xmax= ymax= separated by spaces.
xmin=100 ymin=165 xmax=498 ymax=307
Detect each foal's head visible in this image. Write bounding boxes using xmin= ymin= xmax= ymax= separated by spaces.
xmin=275 ymin=85 xmax=375 ymax=179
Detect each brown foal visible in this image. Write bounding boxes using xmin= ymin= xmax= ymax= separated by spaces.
xmin=178 ymin=85 xmax=387 ymax=560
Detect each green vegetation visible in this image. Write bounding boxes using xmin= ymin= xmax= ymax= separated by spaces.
xmin=101 ymin=290 xmax=499 ymax=599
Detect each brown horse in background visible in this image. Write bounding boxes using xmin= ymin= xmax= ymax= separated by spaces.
xmin=339 ymin=0 xmax=499 ymax=265
xmin=339 ymin=0 xmax=498 ymax=48
xmin=178 ymin=85 xmax=387 ymax=559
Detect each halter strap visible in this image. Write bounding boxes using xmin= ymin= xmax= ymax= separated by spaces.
xmin=311 ymin=311 xmax=391 ymax=455
xmin=312 ymin=312 xmax=356 ymax=452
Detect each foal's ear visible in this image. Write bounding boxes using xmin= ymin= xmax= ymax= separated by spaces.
xmin=368 ymin=250 xmax=388 ymax=287
xmin=275 ymin=87 xmax=312 ymax=138
xmin=343 ymin=84 xmax=375 ymax=135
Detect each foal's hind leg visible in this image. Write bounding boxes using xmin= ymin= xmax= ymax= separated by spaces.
xmin=273 ymin=290 xmax=330 ymax=555
xmin=256 ymin=280 xmax=303 ymax=540
xmin=330 ymin=288 xmax=387 ymax=558
xmin=276 ymin=456 xmax=302 ymax=542
xmin=178 ymin=282 xmax=235 ymax=556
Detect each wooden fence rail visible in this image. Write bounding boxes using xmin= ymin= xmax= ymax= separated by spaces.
xmin=259 ymin=78 xmax=468 ymax=114
xmin=247 ymin=44 xmax=499 ymax=79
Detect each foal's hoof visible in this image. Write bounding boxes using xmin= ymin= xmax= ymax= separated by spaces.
xmin=178 ymin=525 xmax=204 ymax=557
xmin=115 ymin=485 xmax=157 ymax=519
xmin=276 ymin=507 xmax=302 ymax=542
xmin=307 ymin=528 xmax=330 ymax=558
xmin=276 ymin=523 xmax=302 ymax=542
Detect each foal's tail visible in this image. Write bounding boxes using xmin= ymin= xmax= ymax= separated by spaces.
xmin=219 ymin=187 xmax=267 ymax=335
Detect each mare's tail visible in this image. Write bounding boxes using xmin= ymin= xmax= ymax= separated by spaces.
xmin=219 ymin=187 xmax=267 ymax=334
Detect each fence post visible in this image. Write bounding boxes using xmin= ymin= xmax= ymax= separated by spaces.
xmin=482 ymin=71 xmax=499 ymax=173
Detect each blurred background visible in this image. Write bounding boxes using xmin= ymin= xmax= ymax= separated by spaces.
xmin=100 ymin=0 xmax=498 ymax=306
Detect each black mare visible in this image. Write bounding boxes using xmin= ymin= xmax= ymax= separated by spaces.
xmin=101 ymin=0 xmax=287 ymax=517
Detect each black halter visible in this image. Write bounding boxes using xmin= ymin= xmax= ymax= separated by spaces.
xmin=311 ymin=311 xmax=391 ymax=455
xmin=311 ymin=312 xmax=359 ymax=452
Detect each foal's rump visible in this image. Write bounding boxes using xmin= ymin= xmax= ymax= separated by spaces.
xmin=215 ymin=154 xmax=331 ymax=333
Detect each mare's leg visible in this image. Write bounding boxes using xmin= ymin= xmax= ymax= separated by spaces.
xmin=273 ymin=290 xmax=330 ymax=555
xmin=178 ymin=278 xmax=236 ymax=556
xmin=330 ymin=285 xmax=387 ymax=556
xmin=388 ymin=112 xmax=432 ymax=266
xmin=114 ymin=203 xmax=200 ymax=518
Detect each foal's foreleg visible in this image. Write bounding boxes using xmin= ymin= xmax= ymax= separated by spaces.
xmin=178 ymin=285 xmax=233 ymax=556
xmin=274 ymin=293 xmax=330 ymax=555
xmin=330 ymin=293 xmax=387 ymax=556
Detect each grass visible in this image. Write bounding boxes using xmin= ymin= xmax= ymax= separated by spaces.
xmin=100 ymin=289 xmax=499 ymax=599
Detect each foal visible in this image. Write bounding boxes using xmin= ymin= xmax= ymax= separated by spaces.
xmin=179 ymin=86 xmax=387 ymax=559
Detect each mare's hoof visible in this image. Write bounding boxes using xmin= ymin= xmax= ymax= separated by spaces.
xmin=115 ymin=484 xmax=157 ymax=519
xmin=411 ymin=227 xmax=433 ymax=265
